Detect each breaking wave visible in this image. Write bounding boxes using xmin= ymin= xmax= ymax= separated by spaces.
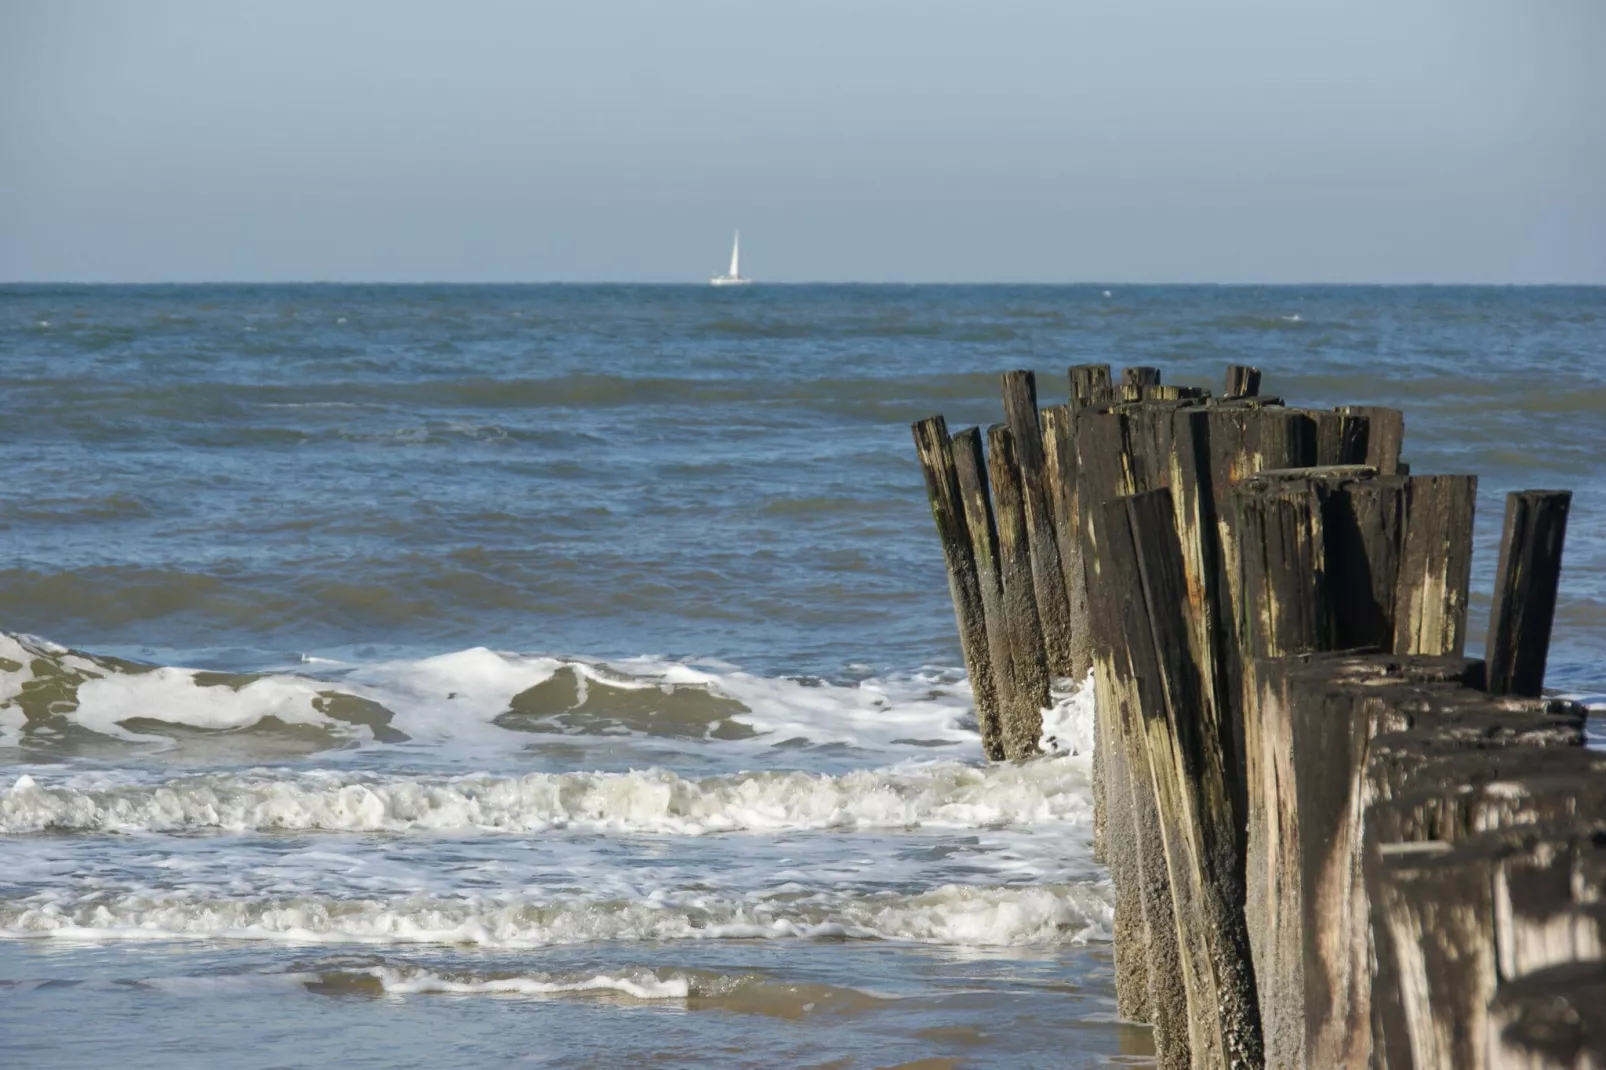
xmin=1 ymin=758 xmax=1094 ymax=836
xmin=0 ymin=882 xmax=1112 ymax=949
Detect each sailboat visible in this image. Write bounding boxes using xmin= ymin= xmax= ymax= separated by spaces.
xmin=710 ymin=230 xmax=751 ymax=286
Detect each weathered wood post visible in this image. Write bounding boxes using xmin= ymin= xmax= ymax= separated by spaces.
xmin=1077 ymin=411 xmax=1189 ymax=1056
xmin=1225 ymin=364 xmax=1262 ymax=399
xmin=1040 ymin=404 xmax=1094 ymax=679
xmin=949 ymin=427 xmax=1009 ymax=761
xmin=1393 ymin=474 xmax=1477 ymax=657
xmin=1326 ymin=473 xmax=1408 ymax=650
xmin=1069 ymin=363 xmax=1114 ymax=412
xmin=1105 ymin=489 xmax=1262 ymax=1068
xmin=1338 ymin=405 xmax=1405 ymax=475
xmin=1001 ymin=370 xmax=1078 ymax=677
xmin=1314 ymin=410 xmax=1371 ymax=467
xmin=1233 ymin=476 xmax=1331 ymax=663
xmin=1370 ymin=821 xmax=1605 ymax=1070
xmin=985 ymin=423 xmax=1050 ymax=758
xmin=911 ymin=416 xmax=1001 ymax=754
xmin=1363 ymin=698 xmax=1588 ymax=1069
xmin=1243 ymin=655 xmax=1479 ymax=1070
xmin=1486 ymin=490 xmax=1572 ymax=698
xmin=1120 ymin=366 xmax=1162 ymax=402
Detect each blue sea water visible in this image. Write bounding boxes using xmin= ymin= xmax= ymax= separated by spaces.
xmin=1 ymin=284 xmax=1602 ymax=1067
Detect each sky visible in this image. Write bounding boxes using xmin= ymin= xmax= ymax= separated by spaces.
xmin=2 ymin=0 xmax=1603 ymax=283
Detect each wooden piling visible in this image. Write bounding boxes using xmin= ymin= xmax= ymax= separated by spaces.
xmin=1314 ymin=410 xmax=1371 ymax=467
xmin=1393 ymin=474 xmax=1477 ymax=657
xmin=1124 ymin=366 xmax=1162 ymax=389
xmin=985 ymin=423 xmax=1050 ymax=758
xmin=911 ymin=416 xmax=1001 ymax=755
xmin=1326 ymin=474 xmax=1408 ymax=650
xmin=1105 ymin=489 xmax=1262 ymax=1068
xmin=1486 ymin=490 xmax=1572 ymax=698
xmin=1069 ymin=363 xmax=1114 ymax=413
xmin=1242 ymin=655 xmax=1483 ymax=1069
xmin=1370 ymin=823 xmax=1606 ymax=1069
xmin=1363 ymin=698 xmax=1588 ymax=1069
xmin=1001 ymin=370 xmax=1078 ymax=677
xmin=1077 ymin=412 xmax=1188 ymax=1047
xmin=1225 ymin=364 xmax=1262 ymax=399
xmin=1233 ymin=477 xmax=1330 ymax=662
xmin=1041 ymin=405 xmax=1093 ymax=679
xmin=1203 ymin=405 xmax=1314 ymax=671
xmin=949 ymin=427 xmax=1009 ymax=761
xmin=911 ymin=362 xmax=1595 ymax=1068
xmin=1339 ymin=405 xmax=1404 ymax=475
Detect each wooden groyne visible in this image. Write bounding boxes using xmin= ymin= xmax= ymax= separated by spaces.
xmin=913 ymin=365 xmax=1593 ymax=1069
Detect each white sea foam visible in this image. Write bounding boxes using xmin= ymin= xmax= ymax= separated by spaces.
xmin=1041 ymin=672 xmax=1096 ymax=757
xmin=376 ymin=967 xmax=690 ymax=1000
xmin=0 ymin=633 xmax=1009 ymax=756
xmin=0 ymin=882 xmax=1112 ymax=948
xmin=0 ymin=757 xmax=1092 ymax=835
xmin=72 ymin=668 xmax=339 ymax=742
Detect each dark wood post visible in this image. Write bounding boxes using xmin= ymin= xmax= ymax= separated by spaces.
xmin=1233 ymin=477 xmax=1330 ymax=663
xmin=1338 ymin=405 xmax=1404 ymax=475
xmin=1001 ymin=370 xmax=1078 ymax=677
xmin=1041 ymin=404 xmax=1093 ymax=679
xmin=1370 ymin=824 xmax=1606 ymax=1069
xmin=1076 ymin=411 xmax=1185 ymax=1044
xmin=1123 ymin=365 xmax=1162 ymax=389
xmin=1243 ymin=655 xmax=1478 ymax=1070
xmin=1068 ymin=363 xmax=1114 ymax=413
xmin=1326 ymin=474 xmax=1408 ymax=650
xmin=1105 ymin=489 xmax=1262 ymax=1068
xmin=1393 ymin=474 xmax=1477 ymax=657
xmin=1486 ymin=490 xmax=1572 ymax=698
xmin=1314 ymin=410 xmax=1371 ymax=467
xmin=1363 ymin=697 xmax=1586 ymax=1068
xmin=985 ymin=423 xmax=1050 ymax=758
xmin=1225 ymin=364 xmax=1262 ymax=398
xmin=912 ymin=416 xmax=1001 ymax=755
xmin=949 ymin=427 xmax=1009 ymax=761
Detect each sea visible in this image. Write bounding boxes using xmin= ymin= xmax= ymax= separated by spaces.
xmin=1 ymin=284 xmax=1602 ymax=1068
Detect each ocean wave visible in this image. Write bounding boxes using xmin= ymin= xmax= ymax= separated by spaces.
xmin=0 ymin=633 xmax=1024 ymax=757
xmin=0 ymin=882 xmax=1111 ymax=948
xmin=0 ymin=757 xmax=1092 ymax=835
xmin=372 ymin=966 xmax=691 ymax=1000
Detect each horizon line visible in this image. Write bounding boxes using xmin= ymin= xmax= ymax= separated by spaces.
xmin=5 ymin=279 xmax=1605 ymax=288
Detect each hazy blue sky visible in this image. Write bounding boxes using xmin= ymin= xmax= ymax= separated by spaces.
xmin=2 ymin=0 xmax=1602 ymax=283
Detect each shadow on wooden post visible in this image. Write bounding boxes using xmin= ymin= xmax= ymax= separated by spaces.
xmin=1486 ymin=489 xmax=1572 ymax=698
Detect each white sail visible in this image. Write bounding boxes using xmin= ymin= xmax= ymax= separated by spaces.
xmin=711 ymin=229 xmax=751 ymax=286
